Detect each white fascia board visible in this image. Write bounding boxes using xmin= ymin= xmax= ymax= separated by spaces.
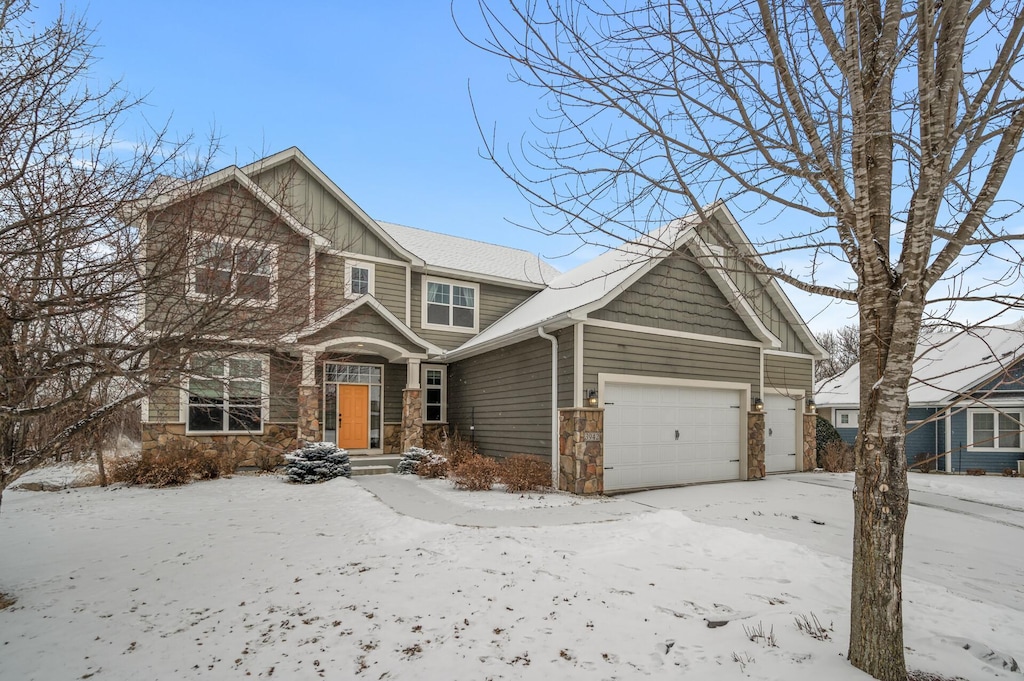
xmin=442 ymin=313 xmax=575 ymax=363
xmin=289 ymin=294 xmax=442 ymax=356
xmin=241 ymin=148 xmax=424 ymax=267
xmin=143 ymin=164 xmax=331 ymax=251
xmin=418 ymin=265 xmax=549 ymax=291
xmin=689 ymin=235 xmax=782 ymax=349
xmin=711 ymin=203 xmax=829 ymax=360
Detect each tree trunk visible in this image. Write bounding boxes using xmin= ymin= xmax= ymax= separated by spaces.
xmin=95 ymin=449 xmax=108 ymax=487
xmin=848 ymin=292 xmax=922 ymax=681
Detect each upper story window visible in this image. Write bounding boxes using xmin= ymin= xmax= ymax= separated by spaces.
xmin=186 ymin=353 xmax=268 ymax=434
xmin=191 ymin=236 xmax=277 ymax=305
xmin=423 ymin=277 xmax=478 ymax=333
xmin=345 ymin=260 xmax=375 ymax=297
xmin=968 ymin=409 xmax=1022 ymax=450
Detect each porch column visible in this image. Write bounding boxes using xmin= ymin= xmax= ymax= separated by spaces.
xmin=558 ymin=407 xmax=604 ymax=495
xmin=296 ymin=350 xmax=320 ymax=446
xmin=803 ymin=411 xmax=818 ymax=470
xmin=747 ymin=410 xmax=766 ymax=480
xmin=401 ymin=359 xmax=423 ymax=451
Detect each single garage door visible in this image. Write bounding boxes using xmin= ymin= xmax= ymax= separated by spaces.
xmin=765 ymin=393 xmax=798 ymax=473
xmin=603 ymin=381 xmax=743 ymax=492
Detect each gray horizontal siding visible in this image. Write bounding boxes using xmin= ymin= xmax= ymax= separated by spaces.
xmin=316 ymin=252 xmax=346 ymax=318
xmin=583 ymin=326 xmax=760 ymax=398
xmin=765 ymin=354 xmax=813 ymax=394
xmin=590 ymin=255 xmax=755 ymax=341
xmin=148 ymin=384 xmax=180 ymax=423
xmin=447 ymin=337 xmax=553 ymax=459
xmin=269 ymin=354 xmax=300 ymax=422
xmin=557 ymin=326 xmax=574 ymax=409
xmin=375 ymin=263 xmax=408 ymax=323
xmin=250 ymin=159 xmax=400 ymax=259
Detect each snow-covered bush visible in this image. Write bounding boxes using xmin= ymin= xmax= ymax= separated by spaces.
xmin=285 ymin=442 xmax=351 ymax=483
xmin=396 ymin=446 xmax=433 ymax=475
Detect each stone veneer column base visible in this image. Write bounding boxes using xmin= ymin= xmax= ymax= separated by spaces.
xmin=558 ymin=408 xmax=604 ymax=495
xmin=297 ymin=385 xmax=320 ymax=446
xmin=747 ymin=411 xmax=766 ymax=480
xmin=401 ymin=389 xmax=423 ymax=452
xmin=803 ymin=412 xmax=818 ymax=470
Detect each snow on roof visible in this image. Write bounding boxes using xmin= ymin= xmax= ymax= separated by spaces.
xmin=377 ymin=221 xmax=560 ymax=286
xmin=452 ymin=217 xmax=697 ymax=355
xmin=815 ymin=321 xmax=1024 ymax=407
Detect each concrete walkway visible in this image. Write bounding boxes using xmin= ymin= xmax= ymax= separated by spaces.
xmin=353 ymin=473 xmax=649 ymax=527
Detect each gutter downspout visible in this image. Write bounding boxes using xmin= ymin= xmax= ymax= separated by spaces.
xmin=537 ymin=326 xmax=559 ymax=488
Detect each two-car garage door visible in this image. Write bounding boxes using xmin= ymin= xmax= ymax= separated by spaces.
xmin=603 ymin=381 xmax=744 ymax=492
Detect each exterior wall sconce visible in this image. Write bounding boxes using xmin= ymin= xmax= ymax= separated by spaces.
xmin=806 ymin=398 xmax=817 ymax=414
xmin=586 ymin=389 xmax=599 ymax=408
xmin=752 ymin=397 xmax=764 ymax=412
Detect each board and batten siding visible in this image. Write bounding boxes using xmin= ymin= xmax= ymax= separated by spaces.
xmin=411 ymin=274 xmax=537 ymax=351
xmin=249 ymin=159 xmax=401 ymax=260
xmin=448 ymin=336 xmax=561 ymax=459
xmin=764 ymin=354 xmax=814 ymax=394
xmin=590 ymin=256 xmax=756 ymax=342
xmin=583 ymin=326 xmax=761 ymax=399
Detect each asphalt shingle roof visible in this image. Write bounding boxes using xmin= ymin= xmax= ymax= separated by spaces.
xmin=377 ymin=221 xmax=560 ymax=286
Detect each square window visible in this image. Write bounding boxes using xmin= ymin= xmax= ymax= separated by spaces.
xmin=187 ymin=353 xmax=266 ymax=433
xmin=423 ymin=279 xmax=478 ymax=332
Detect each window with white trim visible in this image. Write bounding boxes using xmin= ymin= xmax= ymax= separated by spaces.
xmin=968 ymin=409 xmax=1022 ymax=450
xmin=345 ymin=260 xmax=374 ymax=297
xmin=423 ymin=277 xmax=478 ymax=332
xmin=191 ymin=236 xmax=277 ymax=304
xmin=835 ymin=410 xmax=859 ymax=428
xmin=422 ymin=365 xmax=446 ymax=423
xmin=187 ymin=354 xmax=267 ymax=433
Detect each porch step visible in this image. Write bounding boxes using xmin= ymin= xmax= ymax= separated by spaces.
xmin=350 ymin=465 xmax=394 ymax=477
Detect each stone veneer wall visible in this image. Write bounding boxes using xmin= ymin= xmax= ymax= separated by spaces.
xmin=383 ymin=423 xmax=402 ymax=454
xmin=803 ymin=413 xmax=817 ymax=470
xmin=558 ymin=408 xmax=603 ymax=495
xmin=141 ymin=423 xmax=298 ymax=466
xmin=296 ymin=385 xmax=320 ymax=445
xmin=747 ymin=411 xmax=766 ymax=480
xmin=401 ymin=389 xmax=423 ymax=451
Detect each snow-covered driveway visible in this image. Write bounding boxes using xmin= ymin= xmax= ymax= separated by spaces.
xmin=627 ymin=472 xmax=1024 ymax=614
xmin=1 ymin=472 xmax=1021 ymax=680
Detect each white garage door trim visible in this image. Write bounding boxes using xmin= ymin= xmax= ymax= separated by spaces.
xmin=764 ymin=389 xmax=804 ymax=473
xmin=599 ymin=373 xmax=751 ymax=492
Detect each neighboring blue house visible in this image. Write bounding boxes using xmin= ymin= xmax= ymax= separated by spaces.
xmin=815 ymin=323 xmax=1024 ymax=474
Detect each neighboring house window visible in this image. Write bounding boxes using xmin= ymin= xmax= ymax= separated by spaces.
xmin=191 ymin=236 xmax=276 ymax=304
xmin=835 ymin=410 xmax=859 ymax=428
xmin=968 ymin=409 xmax=1022 ymax=450
xmin=345 ymin=261 xmax=375 ymax=297
xmin=422 ymin=365 xmax=446 ymax=423
xmin=423 ymin=277 xmax=478 ymax=332
xmin=187 ymin=354 xmax=267 ymax=433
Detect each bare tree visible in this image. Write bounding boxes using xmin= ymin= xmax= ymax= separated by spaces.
xmin=0 ymin=2 xmax=307 ymax=508
xmin=460 ymin=1 xmax=1024 ymax=678
xmin=815 ymin=324 xmax=860 ymax=382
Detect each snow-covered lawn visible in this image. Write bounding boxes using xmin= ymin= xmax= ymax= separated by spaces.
xmin=1 ymin=472 xmax=1021 ymax=680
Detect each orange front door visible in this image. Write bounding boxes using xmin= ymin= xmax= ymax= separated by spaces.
xmin=337 ymin=384 xmax=369 ymax=449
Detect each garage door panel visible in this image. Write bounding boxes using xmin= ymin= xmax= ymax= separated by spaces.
xmin=604 ymin=382 xmax=743 ymax=492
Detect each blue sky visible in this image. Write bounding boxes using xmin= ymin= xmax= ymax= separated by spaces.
xmin=61 ymin=1 xmax=1019 ymax=333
